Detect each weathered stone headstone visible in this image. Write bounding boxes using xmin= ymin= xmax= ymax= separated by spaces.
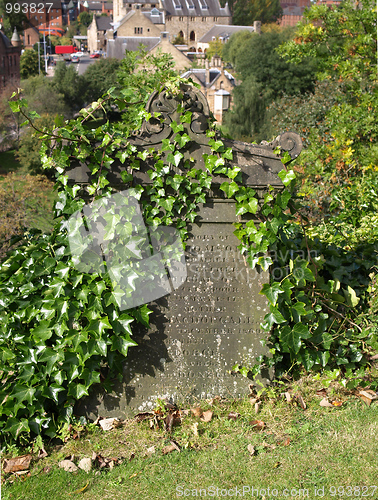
xmin=70 ymin=85 xmax=302 ymax=417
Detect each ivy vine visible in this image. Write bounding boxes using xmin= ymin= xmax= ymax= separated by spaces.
xmin=0 ymin=68 xmax=377 ymax=445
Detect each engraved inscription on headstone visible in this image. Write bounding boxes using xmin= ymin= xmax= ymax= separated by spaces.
xmin=79 ymin=202 xmax=269 ymax=417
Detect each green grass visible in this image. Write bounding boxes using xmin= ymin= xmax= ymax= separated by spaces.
xmin=2 ymin=377 xmax=378 ymax=500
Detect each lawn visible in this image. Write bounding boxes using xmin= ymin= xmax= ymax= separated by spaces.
xmin=2 ymin=375 xmax=377 ymax=500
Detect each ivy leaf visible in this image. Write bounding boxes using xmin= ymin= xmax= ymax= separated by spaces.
xmin=278 ymin=169 xmax=296 ymax=186
xmin=260 ymin=282 xmax=284 ymax=306
xmin=12 ymin=384 xmax=36 ymax=405
xmin=175 ymin=133 xmax=191 ymax=148
xmin=167 ymin=151 xmax=183 ymax=167
xmin=111 ymin=334 xmax=138 ymax=357
xmin=160 ymin=197 xmax=175 ymax=212
xmin=68 ymin=384 xmax=89 ymax=399
xmin=280 ymin=323 xmax=311 ymax=354
xmin=220 ymin=181 xmax=239 ymax=198
xmin=133 ymin=304 xmax=152 ymax=327
xmin=343 ymin=285 xmax=360 ymax=307
xmin=170 ymin=121 xmax=184 ymax=133
xmin=31 ymin=321 xmax=53 ymax=342
xmin=257 ymin=255 xmax=273 ymax=271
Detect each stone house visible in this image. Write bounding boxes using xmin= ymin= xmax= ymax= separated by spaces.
xmin=112 ymin=0 xmax=231 ymax=51
xmin=0 ymin=28 xmax=22 ymax=93
xmin=87 ymin=15 xmax=113 ymax=53
xmin=181 ymin=55 xmax=235 ymax=124
xmin=107 ymin=31 xmax=191 ymax=72
xmin=197 ymin=23 xmax=259 ymax=53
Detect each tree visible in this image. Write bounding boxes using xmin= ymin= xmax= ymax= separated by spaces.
xmin=77 ymin=11 xmax=93 ymax=28
xmin=277 ymin=0 xmax=378 ymax=225
xmin=219 ymin=0 xmax=282 ymax=23
xmin=50 ymin=62 xmax=86 ymax=110
xmin=20 ymin=49 xmax=40 ymax=79
xmin=222 ymin=28 xmax=317 ymax=141
xmin=232 ymin=0 xmax=282 ymax=26
xmin=206 ymin=37 xmax=224 ymax=60
xmin=16 ymin=115 xmax=57 ymax=174
xmin=0 ymin=0 xmax=27 ymax=37
xmin=22 ymin=75 xmax=68 ymax=116
xmin=82 ymin=58 xmax=122 ymax=104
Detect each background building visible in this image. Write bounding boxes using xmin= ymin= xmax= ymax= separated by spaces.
xmin=0 ymin=28 xmax=22 ymax=92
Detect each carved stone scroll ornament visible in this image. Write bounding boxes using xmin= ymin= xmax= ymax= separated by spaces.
xmin=132 ymin=84 xmax=302 ymax=180
xmin=133 ymin=84 xmax=211 ymax=147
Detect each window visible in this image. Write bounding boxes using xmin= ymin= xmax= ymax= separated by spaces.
xmin=179 ymin=16 xmax=184 ymax=21
xmin=190 ymin=16 xmax=195 ymax=21
xmin=202 ymin=17 xmax=206 ymax=21
xmin=134 ymin=27 xmax=143 ymax=34
xmin=27 ymin=34 xmax=30 ymax=45
xmin=190 ymin=30 xmax=195 ymax=41
xmin=9 ymin=56 xmax=12 ymax=67
xmin=213 ymin=17 xmax=217 ymax=21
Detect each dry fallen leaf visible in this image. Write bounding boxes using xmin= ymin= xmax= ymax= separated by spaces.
xmin=316 ymin=388 xmax=328 ymax=397
xmin=146 ymin=446 xmax=156 ymax=455
xmin=200 ymin=410 xmax=213 ymax=422
xmin=249 ymin=419 xmax=265 ymax=431
xmin=99 ymin=417 xmax=122 ymax=431
xmin=331 ymin=400 xmax=343 ymax=407
xmin=3 ymin=454 xmax=32 ymax=474
xmin=58 ymin=460 xmax=78 ymax=473
xmin=78 ymin=457 xmax=92 ymax=473
xmin=284 ymin=391 xmax=292 ymax=402
xmin=227 ymin=412 xmax=240 ymax=421
xmin=162 ymin=444 xmax=177 ymax=455
xmin=134 ymin=412 xmax=154 ymax=423
xmin=129 ymin=471 xmax=142 ymax=479
xmin=191 ymin=407 xmax=203 ymax=418
xmin=295 ymin=393 xmax=307 ymax=410
xmin=247 ymin=444 xmax=256 ymax=456
xmin=70 ymin=481 xmax=90 ymax=495
xmin=319 ymin=398 xmax=334 ymax=407
xmin=357 ymin=389 xmax=378 ymax=406
xmin=278 ymin=436 xmax=291 ymax=446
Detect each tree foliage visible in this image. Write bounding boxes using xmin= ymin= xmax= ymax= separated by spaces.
xmin=222 ymin=28 xmax=317 ymax=141
xmin=20 ymin=49 xmax=40 ymax=80
xmin=219 ymin=0 xmax=282 ymax=25
xmin=0 ymin=0 xmax=27 ymax=37
xmin=232 ymin=0 xmax=282 ymax=26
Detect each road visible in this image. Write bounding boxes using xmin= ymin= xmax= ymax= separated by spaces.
xmin=74 ymin=54 xmax=97 ymax=76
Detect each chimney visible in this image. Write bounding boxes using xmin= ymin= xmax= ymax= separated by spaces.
xmin=205 ymin=58 xmax=210 ymax=86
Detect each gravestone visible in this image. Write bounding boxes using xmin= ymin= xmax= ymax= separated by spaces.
xmin=69 ymin=84 xmax=302 ymax=417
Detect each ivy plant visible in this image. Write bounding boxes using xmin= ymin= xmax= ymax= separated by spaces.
xmin=1 ymin=50 xmax=377 ymax=446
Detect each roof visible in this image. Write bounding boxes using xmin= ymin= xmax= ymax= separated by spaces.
xmin=181 ymin=67 xmax=235 ymax=88
xmin=143 ymin=9 xmax=165 ymax=24
xmin=95 ymin=16 xmax=113 ymax=30
xmin=87 ymin=1 xmax=114 ymax=10
xmin=199 ymin=24 xmax=255 ymax=43
xmin=107 ymin=36 xmax=160 ymax=59
xmin=161 ymin=0 xmax=231 ymax=18
xmin=0 ymin=31 xmax=11 ymax=49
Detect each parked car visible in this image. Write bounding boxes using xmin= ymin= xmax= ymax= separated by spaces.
xmin=90 ymin=52 xmax=100 ymax=58
xmin=71 ymin=56 xmax=79 ymax=63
